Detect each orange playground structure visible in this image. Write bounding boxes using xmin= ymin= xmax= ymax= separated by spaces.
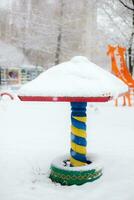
xmin=107 ymin=45 xmax=134 ymax=106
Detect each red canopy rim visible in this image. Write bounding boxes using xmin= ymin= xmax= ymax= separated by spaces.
xmin=18 ymin=96 xmax=112 ymax=102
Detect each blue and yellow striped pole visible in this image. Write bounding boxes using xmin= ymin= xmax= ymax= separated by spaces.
xmin=70 ymin=102 xmax=87 ymax=166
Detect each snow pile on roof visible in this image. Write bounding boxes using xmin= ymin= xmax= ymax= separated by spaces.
xmin=0 ymin=41 xmax=29 ymax=67
xmin=18 ymin=56 xmax=128 ymax=98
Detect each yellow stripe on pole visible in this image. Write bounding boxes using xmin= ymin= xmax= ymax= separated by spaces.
xmin=70 ymin=156 xmax=87 ymax=167
xmin=71 ymin=125 xmax=86 ymax=138
xmin=73 ymin=116 xmax=87 ymax=123
xmin=71 ymin=141 xmax=86 ymax=155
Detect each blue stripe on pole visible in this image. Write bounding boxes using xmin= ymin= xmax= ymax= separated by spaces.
xmin=71 ymin=112 xmax=86 ymax=117
xmin=71 ymin=102 xmax=87 ymax=117
xmin=70 ymin=149 xmax=87 ymax=162
xmin=71 ymin=116 xmax=86 ymax=130
xmin=71 ymin=133 xmax=87 ymax=146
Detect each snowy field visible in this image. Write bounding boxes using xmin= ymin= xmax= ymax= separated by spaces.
xmin=0 ymin=99 xmax=134 ymax=200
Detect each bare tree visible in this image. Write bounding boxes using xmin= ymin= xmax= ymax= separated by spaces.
xmin=119 ymin=0 xmax=134 ymax=74
xmin=4 ymin=0 xmax=91 ymax=68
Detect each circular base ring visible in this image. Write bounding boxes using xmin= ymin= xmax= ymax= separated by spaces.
xmin=49 ymin=154 xmax=103 ymax=185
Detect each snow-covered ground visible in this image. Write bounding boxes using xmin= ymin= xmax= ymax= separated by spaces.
xmin=0 ymin=99 xmax=134 ymax=200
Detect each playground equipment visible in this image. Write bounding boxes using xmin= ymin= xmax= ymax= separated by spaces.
xmin=0 ymin=92 xmax=14 ymax=100
xmin=107 ymin=45 xmax=134 ymax=106
xmin=20 ymin=96 xmax=109 ymax=185
xmin=17 ymin=56 xmax=127 ymax=185
xmin=118 ymin=47 xmax=134 ymax=87
xmin=0 ymin=65 xmax=43 ymax=87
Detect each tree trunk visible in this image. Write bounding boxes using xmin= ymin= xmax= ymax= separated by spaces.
xmin=55 ymin=0 xmax=64 ymax=65
xmin=129 ymin=1 xmax=134 ymax=75
xmin=55 ymin=26 xmax=62 ymax=65
xmin=119 ymin=0 xmax=134 ymax=75
xmin=128 ymin=8 xmax=134 ymax=75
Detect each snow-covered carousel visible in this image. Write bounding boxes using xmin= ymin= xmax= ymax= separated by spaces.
xmin=17 ymin=56 xmax=128 ymax=185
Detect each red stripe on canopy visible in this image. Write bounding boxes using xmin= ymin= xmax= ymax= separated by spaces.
xmin=18 ymin=96 xmax=112 ymax=102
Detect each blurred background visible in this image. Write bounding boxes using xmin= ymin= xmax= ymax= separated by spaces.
xmin=0 ymin=0 xmax=133 ymax=88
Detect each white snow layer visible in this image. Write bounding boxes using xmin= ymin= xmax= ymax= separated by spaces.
xmin=0 ymin=101 xmax=134 ymax=200
xmin=18 ymin=56 xmax=128 ymax=98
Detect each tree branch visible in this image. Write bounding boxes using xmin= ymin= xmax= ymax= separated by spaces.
xmin=119 ymin=0 xmax=134 ymax=11
xmin=102 ymin=6 xmax=128 ymax=40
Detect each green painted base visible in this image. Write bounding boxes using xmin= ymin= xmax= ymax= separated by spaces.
xmin=49 ymin=155 xmax=103 ymax=186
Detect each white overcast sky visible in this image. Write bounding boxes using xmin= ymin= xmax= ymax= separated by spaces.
xmin=0 ymin=0 xmax=13 ymax=9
